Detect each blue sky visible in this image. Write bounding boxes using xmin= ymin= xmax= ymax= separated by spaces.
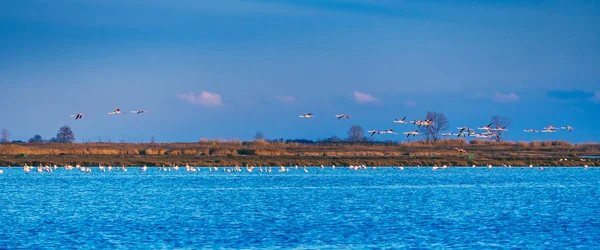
xmin=1 ymin=0 xmax=599 ymax=143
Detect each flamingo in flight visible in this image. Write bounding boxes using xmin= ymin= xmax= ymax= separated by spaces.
xmin=70 ymin=113 xmax=84 ymax=120
xmin=403 ymin=130 xmax=421 ymax=137
xmin=561 ymin=126 xmax=574 ymax=132
xmin=477 ymin=123 xmax=493 ymax=131
xmin=393 ymin=117 xmax=408 ymax=124
xmin=109 ymin=109 xmax=124 ymax=115
xmin=335 ymin=114 xmax=351 ymax=119
xmin=367 ymin=130 xmax=380 ymax=137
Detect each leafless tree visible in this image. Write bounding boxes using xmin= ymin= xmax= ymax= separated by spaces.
xmin=1 ymin=128 xmax=10 ymax=143
xmin=419 ymin=112 xmax=449 ymax=143
xmin=254 ymin=132 xmax=265 ymax=141
xmin=346 ymin=125 xmax=368 ymax=143
xmin=56 ymin=125 xmax=75 ymax=143
xmin=490 ymin=115 xmax=511 ymax=141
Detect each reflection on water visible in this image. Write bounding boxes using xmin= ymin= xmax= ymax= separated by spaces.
xmin=1 ymin=167 xmax=599 ymax=248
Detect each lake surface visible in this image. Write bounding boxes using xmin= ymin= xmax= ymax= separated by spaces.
xmin=1 ymin=167 xmax=599 ymax=249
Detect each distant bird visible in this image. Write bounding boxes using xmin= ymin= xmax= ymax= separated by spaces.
xmin=544 ymin=124 xmax=557 ymax=131
xmin=421 ymin=119 xmax=434 ymax=127
xmin=403 ymin=130 xmax=421 ymax=137
xmin=109 ymin=109 xmax=123 ymax=115
xmin=442 ymin=132 xmax=464 ymax=137
xmin=393 ymin=117 xmax=408 ymax=124
xmin=70 ymin=113 xmax=84 ymax=120
xmin=410 ymin=119 xmax=422 ymax=125
xmin=455 ymin=148 xmax=467 ymax=153
xmin=299 ymin=113 xmax=314 ymax=118
xmin=335 ymin=114 xmax=351 ymax=119
xmin=474 ymin=133 xmax=493 ymax=139
xmin=132 ymin=110 xmax=149 ymax=114
xmin=478 ymin=123 xmax=493 ymax=131
xmin=457 ymin=132 xmax=469 ymax=138
xmin=491 ymin=126 xmax=507 ymax=132
xmin=367 ymin=130 xmax=380 ymax=137
xmin=457 ymin=127 xmax=472 ymax=133
xmin=382 ymin=129 xmax=397 ymax=135
xmin=541 ymin=129 xmax=558 ymax=133
xmin=524 ymin=129 xmax=539 ymax=133
xmin=561 ymin=126 xmax=574 ymax=132
xmin=411 ymin=119 xmax=434 ymax=128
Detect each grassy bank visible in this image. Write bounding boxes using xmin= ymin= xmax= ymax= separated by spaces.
xmin=1 ymin=140 xmax=598 ymax=167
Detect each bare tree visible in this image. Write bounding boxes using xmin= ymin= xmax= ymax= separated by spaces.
xmin=419 ymin=112 xmax=449 ymax=143
xmin=346 ymin=125 xmax=368 ymax=143
xmin=254 ymin=132 xmax=265 ymax=141
xmin=56 ymin=125 xmax=75 ymax=143
xmin=1 ymin=129 xmax=10 ymax=143
xmin=490 ymin=115 xmax=511 ymax=141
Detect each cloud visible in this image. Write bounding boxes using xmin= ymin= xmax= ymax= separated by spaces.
xmin=354 ymin=91 xmax=379 ymax=103
xmin=493 ymin=92 xmax=519 ymax=103
xmin=274 ymin=95 xmax=296 ymax=104
xmin=474 ymin=92 xmax=489 ymax=99
xmin=547 ymin=89 xmax=594 ymax=100
xmin=179 ymin=91 xmax=222 ymax=106
xmin=404 ymin=100 xmax=416 ymax=108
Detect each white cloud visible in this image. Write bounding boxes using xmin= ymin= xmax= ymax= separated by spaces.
xmin=493 ymin=92 xmax=519 ymax=103
xmin=593 ymin=92 xmax=600 ymax=103
xmin=274 ymin=95 xmax=296 ymax=104
xmin=179 ymin=91 xmax=222 ymax=106
xmin=354 ymin=91 xmax=379 ymax=103
xmin=404 ymin=100 xmax=416 ymax=108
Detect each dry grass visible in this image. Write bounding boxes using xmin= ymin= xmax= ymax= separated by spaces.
xmin=0 ymin=140 xmax=598 ymax=167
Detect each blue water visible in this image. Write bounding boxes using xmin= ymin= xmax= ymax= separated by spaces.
xmin=1 ymin=167 xmax=600 ymax=249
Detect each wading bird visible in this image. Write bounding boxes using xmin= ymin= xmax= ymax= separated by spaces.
xmin=299 ymin=113 xmax=314 ymax=118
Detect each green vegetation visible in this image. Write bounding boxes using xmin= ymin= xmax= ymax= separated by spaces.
xmin=1 ymin=139 xmax=598 ymax=167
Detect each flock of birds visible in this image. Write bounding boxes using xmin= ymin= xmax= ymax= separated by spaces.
xmin=0 ymin=111 xmax=585 ymax=176
xmin=67 ymin=110 xmax=573 ymax=141
xmin=0 ymin=162 xmax=592 ymax=175
xmin=70 ymin=109 xmax=149 ymax=119
xmin=299 ymin=113 xmax=574 ymax=140
xmin=524 ymin=124 xmax=574 ymax=133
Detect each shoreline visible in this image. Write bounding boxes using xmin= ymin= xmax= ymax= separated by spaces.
xmin=1 ymin=141 xmax=598 ymax=167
